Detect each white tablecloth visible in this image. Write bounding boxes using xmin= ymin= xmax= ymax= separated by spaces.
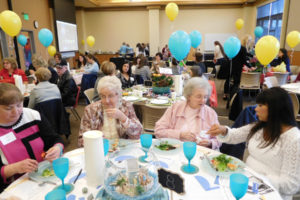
xmin=281 ymin=83 xmax=300 ymax=94
xmin=0 ymin=140 xmax=282 ymax=200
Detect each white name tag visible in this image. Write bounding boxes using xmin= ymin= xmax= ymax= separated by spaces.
xmin=0 ymin=132 xmax=17 ymax=145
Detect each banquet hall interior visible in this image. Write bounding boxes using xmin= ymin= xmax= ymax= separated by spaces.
xmin=0 ymin=0 xmax=300 ymax=199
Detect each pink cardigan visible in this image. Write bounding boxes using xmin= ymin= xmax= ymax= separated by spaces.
xmin=154 ymin=101 xmax=221 ymax=150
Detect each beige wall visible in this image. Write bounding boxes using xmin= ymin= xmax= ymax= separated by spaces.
xmin=78 ymin=7 xmax=259 ymax=53
xmin=78 ymin=10 xmax=149 ymax=53
xmin=286 ymin=0 xmax=300 ymax=51
xmin=0 ymin=0 xmax=54 ymax=69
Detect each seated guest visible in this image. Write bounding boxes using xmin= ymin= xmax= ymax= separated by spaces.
xmin=0 ymin=83 xmax=63 ymax=192
xmin=56 ymin=59 xmax=78 ymax=107
xmin=78 ymin=76 xmax=142 ymax=147
xmin=0 ymin=58 xmax=28 ymax=84
xmin=54 ymin=52 xmax=62 ymax=64
xmin=194 ymin=52 xmax=206 ymax=73
xmin=155 ymin=77 xmax=221 ymax=150
xmin=151 ymin=52 xmax=166 ymax=74
xmin=189 ymin=65 xmax=203 ymax=77
xmin=131 ymin=55 xmax=143 ymax=75
xmin=170 ymin=58 xmax=181 ymax=75
xmin=84 ymin=54 xmax=99 ymax=74
xmin=28 ymin=68 xmax=61 ymax=109
xmin=47 ymin=58 xmax=59 ymax=84
xmin=93 ymin=61 xmax=116 ymax=101
xmin=271 ymin=48 xmax=290 ymax=73
xmin=135 ymin=56 xmax=151 ymax=81
xmin=77 ymin=53 xmax=87 ymax=69
xmin=117 ymin=61 xmax=136 ymax=89
xmin=207 ymin=87 xmax=300 ymax=200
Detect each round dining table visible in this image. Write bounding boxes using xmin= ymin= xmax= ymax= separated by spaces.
xmin=0 ymin=139 xmax=282 ymax=200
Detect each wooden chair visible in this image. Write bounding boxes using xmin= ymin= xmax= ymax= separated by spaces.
xmin=289 ymin=93 xmax=300 ymax=120
xmin=264 ymin=76 xmax=279 ymax=88
xmin=84 ymin=88 xmax=95 ymax=104
xmin=141 ymin=105 xmax=167 ymax=133
xmin=272 ymin=72 xmax=289 ymax=85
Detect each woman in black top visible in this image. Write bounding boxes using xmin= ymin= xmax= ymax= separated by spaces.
xmin=117 ymin=61 xmax=136 ymax=89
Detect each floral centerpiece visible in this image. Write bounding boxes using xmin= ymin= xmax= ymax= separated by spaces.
xmin=151 ymin=74 xmax=173 ymax=94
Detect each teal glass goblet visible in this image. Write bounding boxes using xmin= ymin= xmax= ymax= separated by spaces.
xmin=45 ymin=189 xmax=66 ymax=200
xmin=181 ymin=141 xmax=199 ymax=174
xmin=230 ymin=173 xmax=249 ymax=200
xmin=139 ymin=134 xmax=152 ymax=162
xmin=103 ymin=138 xmax=109 ymax=156
xmin=53 ymin=157 xmax=74 ymax=194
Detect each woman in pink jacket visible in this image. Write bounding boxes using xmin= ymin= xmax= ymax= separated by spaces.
xmin=154 ymin=77 xmax=221 ymax=150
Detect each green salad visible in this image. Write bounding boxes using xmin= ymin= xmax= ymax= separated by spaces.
xmin=42 ymin=168 xmax=55 ymax=177
xmin=211 ymin=154 xmax=237 ymax=172
xmin=155 ymin=141 xmax=177 ymax=151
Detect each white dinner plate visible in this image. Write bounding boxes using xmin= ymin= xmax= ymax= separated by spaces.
xmin=122 ymin=96 xmax=139 ymax=102
xmin=150 ymin=99 xmax=169 ymax=105
xmin=202 ymin=153 xmax=245 ymax=177
xmin=28 ymin=161 xmax=59 ymax=182
xmin=153 ymin=138 xmax=182 ymax=155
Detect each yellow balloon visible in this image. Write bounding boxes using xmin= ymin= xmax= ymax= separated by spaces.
xmin=86 ymin=35 xmax=95 ymax=47
xmin=235 ymin=18 xmax=244 ymax=30
xmin=0 ymin=10 xmax=22 ymax=37
xmin=81 ymin=39 xmax=85 ymax=45
xmin=286 ymin=31 xmax=300 ymax=48
xmin=255 ymin=35 xmax=280 ymax=66
xmin=165 ymin=3 xmax=179 ymax=21
xmin=47 ymin=45 xmax=56 ymax=57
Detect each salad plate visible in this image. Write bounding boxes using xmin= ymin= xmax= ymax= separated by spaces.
xmin=150 ymin=99 xmax=169 ymax=105
xmin=122 ymin=96 xmax=139 ymax=102
xmin=153 ymin=138 xmax=182 ymax=155
xmin=203 ymin=153 xmax=245 ymax=176
xmin=29 ymin=161 xmax=59 ymax=182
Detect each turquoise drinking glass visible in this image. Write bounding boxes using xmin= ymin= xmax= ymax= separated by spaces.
xmin=181 ymin=141 xmax=199 ymax=174
xmin=45 ymin=189 xmax=66 ymax=200
xmin=103 ymin=138 xmax=109 ymax=156
xmin=230 ymin=173 xmax=249 ymax=200
xmin=53 ymin=157 xmax=74 ymax=194
xmin=139 ymin=134 xmax=152 ymax=162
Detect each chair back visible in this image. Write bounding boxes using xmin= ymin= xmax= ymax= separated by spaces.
xmin=239 ymin=72 xmax=261 ymax=89
xmin=74 ymin=86 xmax=81 ymax=108
xmin=264 ymin=76 xmax=279 ymax=88
xmin=34 ymin=99 xmax=70 ymax=137
xmin=289 ymin=93 xmax=299 ymax=118
xmin=135 ymin=74 xmax=144 ymax=84
xmin=142 ymin=105 xmax=167 ymax=132
xmin=81 ymin=73 xmax=97 ymax=92
xmin=273 ymin=72 xmax=289 ymax=85
xmin=84 ymin=88 xmax=94 ymax=104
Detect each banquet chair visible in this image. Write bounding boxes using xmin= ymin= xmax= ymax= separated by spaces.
xmin=239 ymin=72 xmax=261 ymax=91
xmin=264 ymin=76 xmax=279 ymax=88
xmin=289 ymin=93 xmax=300 ymax=120
xmin=84 ymin=88 xmax=95 ymax=104
xmin=272 ymin=72 xmax=289 ymax=85
xmin=65 ymin=86 xmax=81 ymax=120
xmin=141 ymin=105 xmax=167 ymax=133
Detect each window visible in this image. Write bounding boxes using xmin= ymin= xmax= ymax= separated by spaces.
xmin=256 ymin=0 xmax=284 ymax=41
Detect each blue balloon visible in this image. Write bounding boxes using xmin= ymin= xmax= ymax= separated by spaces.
xmin=189 ymin=30 xmax=202 ymax=48
xmin=224 ymin=36 xmax=241 ymax=59
xmin=168 ymin=31 xmax=191 ymax=61
xmin=38 ymin=28 xmax=53 ymax=47
xmin=17 ymin=34 xmax=27 ymax=46
xmin=254 ymin=26 xmax=263 ymax=38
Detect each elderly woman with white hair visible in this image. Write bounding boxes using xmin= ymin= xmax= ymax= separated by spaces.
xmin=154 ymin=77 xmax=221 ymax=150
xmin=78 ymin=76 xmax=143 ymax=147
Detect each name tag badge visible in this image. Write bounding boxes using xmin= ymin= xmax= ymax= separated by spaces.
xmin=0 ymin=132 xmax=17 ymax=145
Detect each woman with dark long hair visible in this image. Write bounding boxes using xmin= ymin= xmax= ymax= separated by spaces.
xmin=77 ymin=53 xmax=87 ymax=69
xmin=117 ymin=61 xmax=136 ymax=89
xmin=271 ymin=48 xmax=290 ymax=73
xmin=207 ymin=87 xmax=300 ymax=200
